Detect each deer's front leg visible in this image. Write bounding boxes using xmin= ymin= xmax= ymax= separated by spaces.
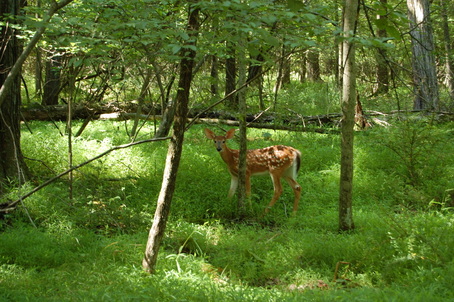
xmin=228 ymin=174 xmax=238 ymax=198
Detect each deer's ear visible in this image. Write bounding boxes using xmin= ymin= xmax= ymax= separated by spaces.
xmin=225 ymin=129 xmax=236 ymax=139
xmin=204 ymin=128 xmax=215 ymax=139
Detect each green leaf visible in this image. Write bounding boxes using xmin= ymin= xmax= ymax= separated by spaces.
xmin=171 ymin=44 xmax=181 ymax=54
xmin=287 ymin=0 xmax=305 ymax=11
xmin=263 ymin=35 xmax=280 ymax=47
xmin=386 ymin=26 xmax=401 ymax=40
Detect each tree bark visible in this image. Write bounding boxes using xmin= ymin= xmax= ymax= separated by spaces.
xmin=237 ymin=39 xmax=248 ymax=213
xmin=440 ymin=0 xmax=454 ymax=101
xmin=0 ymin=0 xmax=30 ymax=193
xmin=225 ymin=42 xmax=238 ymax=109
xmin=130 ymin=67 xmax=152 ymax=140
xmin=374 ymin=0 xmax=389 ymax=95
xmin=338 ymin=0 xmax=358 ymax=232
xmin=247 ymin=53 xmax=265 ymax=110
xmin=407 ymin=0 xmax=439 ymax=110
xmin=42 ymin=53 xmax=62 ymax=106
xmin=210 ymin=55 xmax=219 ymax=96
xmin=0 ymin=0 xmax=74 ymax=107
xmin=142 ymin=4 xmax=200 ymax=274
xmin=306 ymin=49 xmax=322 ymax=82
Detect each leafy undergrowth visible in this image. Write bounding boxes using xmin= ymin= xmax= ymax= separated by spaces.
xmin=1 ymin=120 xmax=453 ymax=301
xmin=1 ymin=211 xmax=453 ymax=301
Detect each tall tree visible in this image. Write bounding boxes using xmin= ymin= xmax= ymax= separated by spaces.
xmin=0 ymin=0 xmax=29 ymax=192
xmin=339 ymin=0 xmax=358 ymax=232
xmin=374 ymin=0 xmax=389 ymax=95
xmin=42 ymin=52 xmax=62 ymax=105
xmin=407 ymin=0 xmax=439 ymax=110
xmin=306 ymin=49 xmax=322 ymax=82
xmin=440 ymin=0 xmax=454 ymax=101
xmin=142 ymin=3 xmax=200 ymax=274
xmin=225 ymin=42 xmax=238 ymax=109
xmin=237 ymin=38 xmax=248 ymax=213
xmin=0 ymin=0 xmax=74 ymax=193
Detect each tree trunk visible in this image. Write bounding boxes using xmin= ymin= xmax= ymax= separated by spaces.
xmin=42 ymin=53 xmax=62 ymax=105
xmin=299 ymin=53 xmax=307 ymax=83
xmin=281 ymin=54 xmax=291 ymax=86
xmin=237 ymin=39 xmax=248 ymax=213
xmin=35 ymin=47 xmax=43 ymax=98
xmin=154 ymin=71 xmax=176 ymax=138
xmin=373 ymin=0 xmax=389 ymax=95
xmin=225 ymin=43 xmax=238 ymax=109
xmin=339 ymin=0 xmax=358 ymax=232
xmin=407 ymin=0 xmax=439 ymax=110
xmin=247 ymin=53 xmax=265 ymax=110
xmin=0 ymin=0 xmax=30 ymax=193
xmin=142 ymin=4 xmax=200 ymax=274
xmin=210 ymin=55 xmax=219 ymax=96
xmin=0 ymin=0 xmax=74 ymax=107
xmin=306 ymin=49 xmax=322 ymax=82
xmin=440 ymin=0 xmax=454 ymax=101
xmin=130 ymin=67 xmax=152 ymax=140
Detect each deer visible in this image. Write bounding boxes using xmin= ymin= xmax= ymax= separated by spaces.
xmin=204 ymin=128 xmax=302 ymax=214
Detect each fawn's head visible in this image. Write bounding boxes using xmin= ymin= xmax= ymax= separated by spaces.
xmin=204 ymin=128 xmax=236 ymax=152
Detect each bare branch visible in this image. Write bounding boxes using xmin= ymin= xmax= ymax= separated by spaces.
xmin=0 ymin=136 xmax=171 ymax=213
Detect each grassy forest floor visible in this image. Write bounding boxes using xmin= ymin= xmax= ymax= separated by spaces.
xmin=1 ymin=118 xmax=453 ymax=301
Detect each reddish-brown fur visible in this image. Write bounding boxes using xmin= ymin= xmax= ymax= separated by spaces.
xmin=204 ymin=128 xmax=302 ymax=213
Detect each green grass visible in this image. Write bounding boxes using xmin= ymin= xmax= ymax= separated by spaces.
xmin=1 ymin=118 xmax=453 ymax=301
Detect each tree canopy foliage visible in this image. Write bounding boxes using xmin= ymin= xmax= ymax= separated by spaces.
xmin=12 ymin=0 xmax=450 ymax=114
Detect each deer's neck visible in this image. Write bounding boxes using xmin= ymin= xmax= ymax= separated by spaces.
xmin=220 ymin=146 xmax=238 ymax=171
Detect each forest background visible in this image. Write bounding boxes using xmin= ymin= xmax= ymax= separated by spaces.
xmin=0 ymin=0 xmax=453 ymax=300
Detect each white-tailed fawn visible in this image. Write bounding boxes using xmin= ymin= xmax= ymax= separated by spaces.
xmin=204 ymin=128 xmax=302 ymax=213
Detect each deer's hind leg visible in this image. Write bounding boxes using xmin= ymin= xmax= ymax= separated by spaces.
xmin=265 ymin=173 xmax=284 ymax=213
xmin=284 ymin=176 xmax=301 ymax=212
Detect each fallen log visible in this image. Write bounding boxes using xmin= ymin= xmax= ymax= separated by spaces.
xmin=21 ymin=104 xmax=454 ymax=127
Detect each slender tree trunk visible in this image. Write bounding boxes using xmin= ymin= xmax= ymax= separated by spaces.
xmin=35 ymin=47 xmax=43 ymax=98
xmin=154 ymin=68 xmax=176 ymax=138
xmin=42 ymin=53 xmax=62 ymax=105
xmin=274 ymin=44 xmax=287 ymax=109
xmin=142 ymin=4 xmax=200 ymax=274
xmin=0 ymin=0 xmax=74 ymax=107
xmin=306 ymin=49 xmax=322 ymax=82
xmin=374 ymin=0 xmax=389 ymax=95
xmin=440 ymin=0 xmax=454 ymax=101
xmin=0 ymin=0 xmax=30 ymax=193
xmin=130 ymin=68 xmax=152 ymax=140
xmin=247 ymin=53 xmax=265 ymax=110
xmin=237 ymin=39 xmax=248 ymax=213
xmin=210 ymin=55 xmax=219 ymax=96
xmin=339 ymin=0 xmax=358 ymax=232
xmin=281 ymin=54 xmax=291 ymax=86
xmin=225 ymin=43 xmax=238 ymax=109
xmin=407 ymin=0 xmax=439 ymax=110
xmin=299 ymin=54 xmax=307 ymax=83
